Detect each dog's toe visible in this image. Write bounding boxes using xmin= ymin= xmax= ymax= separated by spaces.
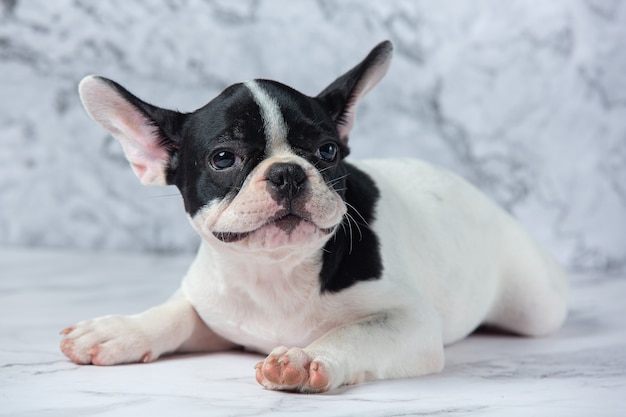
xmin=59 ymin=326 xmax=74 ymax=336
xmin=256 ymin=347 xmax=330 ymax=393
xmin=264 ymin=354 xmax=308 ymax=387
xmin=59 ymin=315 xmax=153 ymax=366
xmin=60 ymin=338 xmax=92 ymax=365
xmin=307 ymin=361 xmax=329 ymax=391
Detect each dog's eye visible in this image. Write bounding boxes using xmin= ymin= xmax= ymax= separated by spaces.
xmin=317 ymin=143 xmax=338 ymax=162
xmin=209 ymin=150 xmax=241 ymax=170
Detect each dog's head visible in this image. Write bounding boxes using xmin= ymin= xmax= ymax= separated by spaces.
xmin=79 ymin=41 xmax=392 ymax=258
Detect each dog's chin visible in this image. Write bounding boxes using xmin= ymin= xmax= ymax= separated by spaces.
xmin=213 ymin=215 xmax=336 ymax=249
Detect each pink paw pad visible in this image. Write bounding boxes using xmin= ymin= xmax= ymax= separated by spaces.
xmin=308 ymin=361 xmax=329 ymax=391
xmin=255 ymin=348 xmax=330 ymax=393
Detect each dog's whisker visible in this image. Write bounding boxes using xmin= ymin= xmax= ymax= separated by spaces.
xmin=345 ymin=214 xmax=354 ymax=255
xmin=146 ymin=193 xmax=181 ymax=199
xmin=317 ymin=165 xmax=335 ymax=174
xmin=345 ymin=212 xmax=363 ymax=243
xmin=327 ymin=173 xmax=350 ymax=185
xmin=344 ymin=202 xmax=370 ymax=228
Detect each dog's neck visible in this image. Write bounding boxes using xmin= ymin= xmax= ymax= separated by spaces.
xmin=197 ymin=239 xmax=324 ymax=291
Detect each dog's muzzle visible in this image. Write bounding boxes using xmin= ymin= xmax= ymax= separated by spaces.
xmin=211 ymin=162 xmax=340 ymax=243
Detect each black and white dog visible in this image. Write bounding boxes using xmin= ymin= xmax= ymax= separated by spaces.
xmin=60 ymin=41 xmax=568 ymax=393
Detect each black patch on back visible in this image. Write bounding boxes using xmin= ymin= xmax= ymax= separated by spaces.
xmin=319 ymin=162 xmax=383 ymax=293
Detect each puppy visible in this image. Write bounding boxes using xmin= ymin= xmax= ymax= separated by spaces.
xmin=60 ymin=41 xmax=568 ymax=393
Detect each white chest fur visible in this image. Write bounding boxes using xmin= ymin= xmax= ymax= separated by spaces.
xmin=181 ymin=243 xmax=358 ymax=353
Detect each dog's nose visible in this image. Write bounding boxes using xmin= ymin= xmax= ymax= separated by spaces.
xmin=266 ymin=163 xmax=307 ymax=200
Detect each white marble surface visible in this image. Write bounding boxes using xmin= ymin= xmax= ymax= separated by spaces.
xmin=0 ymin=247 xmax=624 ymax=416
xmin=0 ymin=0 xmax=625 ymax=272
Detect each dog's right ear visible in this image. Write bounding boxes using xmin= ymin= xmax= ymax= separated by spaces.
xmin=316 ymin=41 xmax=393 ymax=145
xmin=79 ymin=76 xmax=186 ymax=186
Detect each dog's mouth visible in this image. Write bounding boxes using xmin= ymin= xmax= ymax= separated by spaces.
xmin=213 ymin=213 xmax=336 ymax=243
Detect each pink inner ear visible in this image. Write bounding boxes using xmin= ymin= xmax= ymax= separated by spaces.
xmin=131 ymin=162 xmax=148 ymax=179
xmin=336 ymin=57 xmax=392 ymax=143
xmin=336 ymin=110 xmax=356 ymax=143
xmin=79 ymin=76 xmax=169 ymax=186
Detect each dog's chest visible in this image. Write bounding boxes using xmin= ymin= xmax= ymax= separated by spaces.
xmin=181 ymin=250 xmax=354 ymax=353
xmin=203 ymin=290 xmax=329 ymax=353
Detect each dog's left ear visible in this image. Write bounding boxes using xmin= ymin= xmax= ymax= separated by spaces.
xmin=316 ymin=41 xmax=393 ymax=144
xmin=79 ymin=75 xmax=185 ymax=186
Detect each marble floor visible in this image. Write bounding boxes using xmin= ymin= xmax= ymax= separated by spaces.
xmin=0 ymin=247 xmax=624 ymax=416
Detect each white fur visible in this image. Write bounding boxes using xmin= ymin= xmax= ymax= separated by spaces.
xmin=244 ymin=80 xmax=290 ymax=155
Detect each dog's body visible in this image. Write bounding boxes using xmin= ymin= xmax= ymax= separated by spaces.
xmin=60 ymin=41 xmax=568 ymax=392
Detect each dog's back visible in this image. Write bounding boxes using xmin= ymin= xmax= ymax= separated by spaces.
xmin=354 ymin=158 xmax=568 ymax=343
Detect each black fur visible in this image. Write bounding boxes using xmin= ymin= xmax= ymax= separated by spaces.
xmin=171 ymin=84 xmax=268 ymax=217
xmin=320 ymin=162 xmax=383 ymax=292
xmin=255 ymin=80 xmax=350 ymax=160
xmin=266 ymin=162 xmax=307 ymax=202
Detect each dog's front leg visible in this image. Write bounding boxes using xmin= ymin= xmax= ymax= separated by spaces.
xmin=255 ymin=302 xmax=445 ymax=393
xmin=60 ymin=291 xmax=234 ymax=365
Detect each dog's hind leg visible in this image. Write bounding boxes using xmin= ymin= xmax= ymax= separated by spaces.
xmin=484 ymin=226 xmax=569 ymax=337
xmin=60 ymin=291 xmax=235 ymax=365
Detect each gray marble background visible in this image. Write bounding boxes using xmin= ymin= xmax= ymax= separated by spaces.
xmin=1 ymin=0 xmax=624 ymax=273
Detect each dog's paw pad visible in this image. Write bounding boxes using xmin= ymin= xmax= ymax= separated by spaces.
xmin=256 ymin=347 xmax=331 ymax=393
xmin=266 ymin=354 xmax=308 ymax=387
xmin=308 ymin=361 xmax=329 ymax=391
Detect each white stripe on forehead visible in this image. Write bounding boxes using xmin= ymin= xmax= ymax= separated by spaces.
xmin=244 ymin=80 xmax=290 ymax=155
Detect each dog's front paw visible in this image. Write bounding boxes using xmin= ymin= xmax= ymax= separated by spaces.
xmin=60 ymin=315 xmax=154 ymax=366
xmin=254 ymin=346 xmax=333 ymax=393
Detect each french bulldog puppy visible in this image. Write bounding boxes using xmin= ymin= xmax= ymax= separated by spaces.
xmin=60 ymin=41 xmax=568 ymax=393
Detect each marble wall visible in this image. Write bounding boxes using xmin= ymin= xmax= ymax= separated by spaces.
xmin=1 ymin=0 xmax=624 ymax=273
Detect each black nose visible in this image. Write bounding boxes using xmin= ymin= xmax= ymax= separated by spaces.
xmin=266 ymin=163 xmax=307 ymax=201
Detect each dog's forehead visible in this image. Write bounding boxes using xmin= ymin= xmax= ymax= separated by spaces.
xmin=194 ymin=80 xmax=337 ymax=152
xmin=250 ymin=80 xmax=339 ymax=149
xmin=244 ymin=80 xmax=289 ymax=154
xmin=187 ymin=83 xmax=262 ymax=143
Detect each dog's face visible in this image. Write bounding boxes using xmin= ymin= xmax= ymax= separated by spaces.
xmin=79 ymin=41 xmax=392 ymax=258
xmin=178 ymin=80 xmax=348 ymax=253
